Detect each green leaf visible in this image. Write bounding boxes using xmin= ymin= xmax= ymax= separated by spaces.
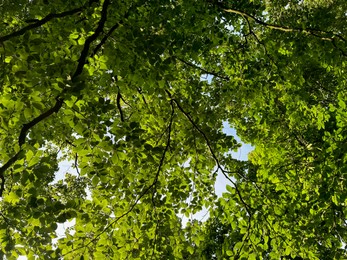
xmin=4 ymin=56 xmax=13 ymax=63
xmin=0 ymin=1 xmax=346 ymax=259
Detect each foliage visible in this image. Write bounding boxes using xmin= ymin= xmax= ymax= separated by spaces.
xmin=0 ymin=0 xmax=346 ymax=259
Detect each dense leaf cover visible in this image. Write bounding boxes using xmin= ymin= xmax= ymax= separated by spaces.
xmin=0 ymin=0 xmax=347 ymax=259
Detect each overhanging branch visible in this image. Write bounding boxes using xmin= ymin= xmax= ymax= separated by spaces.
xmin=91 ymin=2 xmax=146 ymax=56
xmin=116 ymin=90 xmax=125 ymax=122
xmin=18 ymin=97 xmax=64 ymax=146
xmin=175 ymin=56 xmax=230 ymax=81
xmin=0 ymin=6 xmax=85 ymax=43
xmin=0 ymin=0 xmax=111 ymax=197
xmin=62 ymin=100 xmax=175 ymax=257
xmin=209 ymin=0 xmax=346 ymax=56
xmin=72 ymin=0 xmax=111 ymax=80
xmin=224 ymin=7 xmax=345 ymax=42
xmin=151 ymin=100 xmax=174 ymax=204
xmin=165 ymin=89 xmax=253 ymax=216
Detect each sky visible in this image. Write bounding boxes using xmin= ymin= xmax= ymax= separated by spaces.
xmin=215 ymin=122 xmax=253 ymax=196
xmin=180 ymin=122 xmax=254 ymax=225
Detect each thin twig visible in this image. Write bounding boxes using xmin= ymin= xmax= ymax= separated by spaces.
xmin=63 ymin=100 xmax=175 ymax=257
xmin=75 ymin=153 xmax=81 ymax=177
xmin=137 ymin=88 xmax=148 ymax=106
xmin=209 ymin=0 xmax=346 ymax=56
xmin=152 ymin=100 xmax=175 ymax=204
xmin=165 ymin=89 xmax=253 ymax=216
xmin=222 ymin=7 xmax=345 ymax=42
xmin=175 ymin=56 xmax=230 ymax=81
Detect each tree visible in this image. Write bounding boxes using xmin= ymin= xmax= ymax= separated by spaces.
xmin=0 ymin=0 xmax=346 ymax=258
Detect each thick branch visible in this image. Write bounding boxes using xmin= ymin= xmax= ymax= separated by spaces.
xmin=0 ymin=151 xmax=21 ymax=196
xmin=72 ymin=0 xmax=111 ymax=80
xmin=0 ymin=0 xmax=111 ymax=197
xmin=0 ymin=97 xmax=63 ymax=196
xmin=18 ymin=0 xmax=111 ymax=143
xmin=117 ymin=90 xmax=125 ymax=122
xmin=92 ymin=23 xmax=121 ymax=56
xmin=91 ymin=2 xmax=143 ymax=56
xmin=18 ymin=98 xmax=64 ymax=146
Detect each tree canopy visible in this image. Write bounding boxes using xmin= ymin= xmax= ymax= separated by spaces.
xmin=0 ymin=0 xmax=347 ymax=259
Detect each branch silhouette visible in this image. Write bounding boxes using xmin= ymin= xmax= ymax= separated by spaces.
xmin=0 ymin=6 xmax=84 ymax=43
xmin=0 ymin=0 xmax=111 ymax=197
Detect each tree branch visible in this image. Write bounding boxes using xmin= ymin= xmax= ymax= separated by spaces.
xmin=72 ymin=0 xmax=110 ymax=80
xmin=0 ymin=6 xmax=85 ymax=43
xmin=137 ymin=88 xmax=148 ymax=106
xmin=92 ymin=23 xmax=121 ymax=56
xmin=91 ymin=2 xmax=146 ymax=56
xmin=175 ymin=56 xmax=230 ymax=81
xmin=0 ymin=0 xmax=111 ymax=197
xmin=116 ymin=90 xmax=125 ymax=122
xmin=165 ymin=89 xmax=253 ymax=215
xmin=223 ymin=7 xmax=345 ymax=41
xmin=209 ymin=0 xmax=346 ymax=49
xmin=18 ymin=98 xmax=64 ymax=146
xmin=63 ymin=100 xmax=175 ymax=257
xmin=152 ymin=100 xmax=174 ymax=204
xmin=0 ymin=97 xmax=64 ymax=197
